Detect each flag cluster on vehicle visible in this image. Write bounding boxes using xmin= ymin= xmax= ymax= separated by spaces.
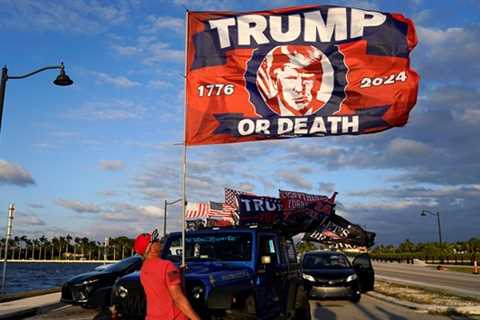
xmin=184 ymin=187 xmax=374 ymax=247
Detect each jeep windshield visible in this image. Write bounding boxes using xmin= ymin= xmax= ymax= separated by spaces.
xmin=164 ymin=232 xmax=252 ymax=262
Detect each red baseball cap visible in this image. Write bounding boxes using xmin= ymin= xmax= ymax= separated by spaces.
xmin=134 ymin=233 xmax=152 ymax=255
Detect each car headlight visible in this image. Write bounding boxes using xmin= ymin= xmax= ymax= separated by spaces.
xmin=192 ymin=286 xmax=204 ymax=299
xmin=80 ymin=278 xmax=100 ymax=286
xmin=302 ymin=274 xmax=315 ymax=282
xmin=117 ymin=285 xmax=129 ymax=298
xmin=346 ymin=274 xmax=358 ymax=282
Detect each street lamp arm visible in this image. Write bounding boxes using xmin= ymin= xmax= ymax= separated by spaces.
xmin=420 ymin=209 xmax=442 ymax=247
xmin=166 ymin=198 xmax=182 ymax=206
xmin=7 ymin=65 xmax=63 ymax=80
xmin=421 ymin=209 xmax=437 ymax=216
xmin=0 ymin=62 xmax=73 ymax=134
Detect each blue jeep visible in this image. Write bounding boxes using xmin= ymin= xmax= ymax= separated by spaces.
xmin=111 ymin=226 xmax=309 ymax=320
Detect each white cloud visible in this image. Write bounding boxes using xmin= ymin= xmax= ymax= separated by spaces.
xmin=461 ymin=109 xmax=480 ymax=125
xmin=173 ymin=0 xmax=236 ymax=10
xmin=141 ymin=16 xmax=184 ymax=34
xmin=111 ymin=44 xmax=143 ymax=56
xmin=99 ymin=203 xmax=164 ymax=222
xmin=55 ymin=199 xmax=102 ymax=214
xmin=15 ymin=212 xmax=46 ymax=226
xmin=0 ymin=1 xmax=131 ymax=34
xmin=143 ymin=42 xmax=184 ymax=64
xmin=416 ymin=26 xmax=480 ymax=82
xmin=148 ymin=80 xmax=172 ymax=89
xmin=278 ymin=171 xmax=312 ymax=190
xmin=67 ymin=100 xmax=147 ymax=120
xmin=99 ymin=160 xmax=125 ymax=172
xmin=319 ymin=182 xmax=336 ymax=194
xmin=91 ymin=72 xmax=141 ymax=88
xmin=0 ymin=160 xmax=35 ymax=187
xmin=111 ymin=37 xmax=183 ymax=65
xmin=387 ymin=138 xmax=432 ymax=156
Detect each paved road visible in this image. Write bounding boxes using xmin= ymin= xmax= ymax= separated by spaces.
xmin=24 ymin=296 xmax=472 ymax=320
xmin=310 ymin=294 xmax=469 ymax=320
xmin=374 ymin=262 xmax=480 ymax=298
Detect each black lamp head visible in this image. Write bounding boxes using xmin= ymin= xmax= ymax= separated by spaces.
xmin=53 ymin=63 xmax=73 ymax=86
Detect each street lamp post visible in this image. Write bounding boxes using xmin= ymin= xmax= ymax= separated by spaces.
xmin=164 ymin=199 xmax=182 ymax=238
xmin=1 ymin=204 xmax=15 ymax=294
xmin=0 ymin=62 xmax=73 ymax=133
xmin=421 ymin=209 xmax=442 ymax=246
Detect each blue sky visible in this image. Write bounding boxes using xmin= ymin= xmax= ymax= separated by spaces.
xmin=0 ymin=0 xmax=479 ymax=245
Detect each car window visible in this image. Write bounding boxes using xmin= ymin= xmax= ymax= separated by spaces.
xmin=303 ymin=253 xmax=350 ymax=269
xmin=102 ymin=256 xmax=141 ymax=273
xmin=259 ymin=235 xmax=278 ymax=265
xmin=353 ymin=253 xmax=372 ymax=269
xmin=164 ymin=233 xmax=252 ymax=262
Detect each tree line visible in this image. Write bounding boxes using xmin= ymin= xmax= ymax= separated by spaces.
xmin=0 ymin=235 xmax=135 ymax=261
xmin=370 ymin=237 xmax=480 ymax=264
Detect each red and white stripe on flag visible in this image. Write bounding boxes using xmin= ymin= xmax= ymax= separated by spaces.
xmin=185 ymin=202 xmax=210 ymax=219
xmin=186 ymin=201 xmax=237 ymax=223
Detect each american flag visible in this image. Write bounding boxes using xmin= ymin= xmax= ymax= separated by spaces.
xmin=224 ymin=187 xmax=253 ymax=208
xmin=185 ymin=201 xmax=237 ymax=223
xmin=308 ymin=229 xmax=343 ymax=241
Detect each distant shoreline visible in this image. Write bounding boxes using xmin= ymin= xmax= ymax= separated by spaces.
xmin=4 ymin=260 xmax=120 ymax=264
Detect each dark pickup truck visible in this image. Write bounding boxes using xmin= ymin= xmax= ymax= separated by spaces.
xmin=111 ymin=226 xmax=310 ymax=320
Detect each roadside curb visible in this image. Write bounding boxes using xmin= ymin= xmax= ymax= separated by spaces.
xmin=367 ymin=291 xmax=480 ymax=316
xmin=0 ymin=302 xmax=64 ymax=320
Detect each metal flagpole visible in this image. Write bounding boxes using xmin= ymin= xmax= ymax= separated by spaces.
xmin=181 ymin=9 xmax=189 ymax=267
xmin=1 ymin=204 xmax=15 ymax=294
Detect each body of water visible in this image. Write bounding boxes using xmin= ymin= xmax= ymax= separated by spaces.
xmin=1 ymin=262 xmax=103 ymax=294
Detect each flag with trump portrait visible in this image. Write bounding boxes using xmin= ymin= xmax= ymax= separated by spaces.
xmin=185 ymin=5 xmax=419 ymax=145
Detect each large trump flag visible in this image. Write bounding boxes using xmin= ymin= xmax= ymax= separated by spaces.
xmin=185 ymin=5 xmax=419 ymax=145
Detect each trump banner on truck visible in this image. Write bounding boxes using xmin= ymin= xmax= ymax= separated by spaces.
xmin=237 ymin=194 xmax=283 ymax=224
xmin=185 ymin=5 xmax=419 ymax=145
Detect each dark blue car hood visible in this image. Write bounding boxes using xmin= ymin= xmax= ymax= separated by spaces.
xmin=303 ymin=268 xmax=355 ymax=279
xmin=65 ymin=270 xmax=115 ymax=285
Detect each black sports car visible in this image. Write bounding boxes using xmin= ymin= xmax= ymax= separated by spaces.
xmin=301 ymin=251 xmax=374 ymax=303
xmin=61 ymin=256 xmax=142 ymax=308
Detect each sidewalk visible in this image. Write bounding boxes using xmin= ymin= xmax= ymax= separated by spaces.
xmin=367 ymin=291 xmax=480 ymax=316
xmin=0 ymin=292 xmax=61 ymax=320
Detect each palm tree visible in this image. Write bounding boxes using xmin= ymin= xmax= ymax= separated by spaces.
xmin=66 ymin=234 xmax=72 ymax=257
xmin=32 ymin=239 xmax=41 ymax=260
xmin=81 ymin=237 xmax=89 ymax=259
xmin=39 ymin=235 xmax=48 ymax=260
xmin=58 ymin=236 xmax=66 ymax=259
xmin=74 ymin=237 xmax=82 ymax=260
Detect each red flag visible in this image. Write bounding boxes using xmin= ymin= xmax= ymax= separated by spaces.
xmin=185 ymin=6 xmax=419 ymax=145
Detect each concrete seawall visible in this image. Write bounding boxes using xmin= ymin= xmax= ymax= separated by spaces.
xmin=4 ymin=260 xmax=120 ymax=264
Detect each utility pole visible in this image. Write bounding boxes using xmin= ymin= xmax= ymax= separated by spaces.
xmin=1 ymin=204 xmax=15 ymax=293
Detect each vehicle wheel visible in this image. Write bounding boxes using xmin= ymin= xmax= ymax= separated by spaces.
xmin=93 ymin=309 xmax=112 ymax=320
xmin=292 ymin=286 xmax=310 ymax=320
xmin=242 ymin=295 xmax=256 ymax=315
xmin=350 ymin=292 xmax=361 ymax=303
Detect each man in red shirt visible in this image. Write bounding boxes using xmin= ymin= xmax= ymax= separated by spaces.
xmin=134 ymin=230 xmax=201 ymax=320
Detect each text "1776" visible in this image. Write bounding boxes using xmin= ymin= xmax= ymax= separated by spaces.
xmin=197 ymin=84 xmax=235 ymax=96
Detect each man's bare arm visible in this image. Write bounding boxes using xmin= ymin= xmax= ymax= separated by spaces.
xmin=168 ymin=284 xmax=201 ymax=320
